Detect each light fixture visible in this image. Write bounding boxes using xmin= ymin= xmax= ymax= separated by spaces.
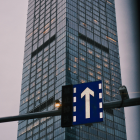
xmin=119 ymin=85 xmax=129 ymax=100
xmin=119 ymin=85 xmax=129 ymax=108
xmin=55 ymin=99 xmax=61 ymax=109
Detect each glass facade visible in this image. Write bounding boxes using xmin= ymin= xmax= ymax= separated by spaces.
xmin=17 ymin=0 xmax=127 ymax=140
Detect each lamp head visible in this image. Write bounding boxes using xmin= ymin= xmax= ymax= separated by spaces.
xmin=119 ymin=85 xmax=129 ymax=100
xmin=55 ymin=99 xmax=61 ymax=108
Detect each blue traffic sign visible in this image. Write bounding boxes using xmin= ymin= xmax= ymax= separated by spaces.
xmin=72 ymin=81 xmax=103 ymax=125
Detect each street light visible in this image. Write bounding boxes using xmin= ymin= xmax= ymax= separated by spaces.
xmin=119 ymin=85 xmax=129 ymax=100
xmin=119 ymin=85 xmax=129 ymax=107
xmin=55 ymin=99 xmax=61 ymax=109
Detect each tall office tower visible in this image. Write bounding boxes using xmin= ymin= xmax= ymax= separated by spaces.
xmin=17 ymin=0 xmax=127 ymax=140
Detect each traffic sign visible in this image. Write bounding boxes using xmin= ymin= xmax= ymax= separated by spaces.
xmin=61 ymin=81 xmax=103 ymax=127
xmin=73 ymin=81 xmax=103 ymax=125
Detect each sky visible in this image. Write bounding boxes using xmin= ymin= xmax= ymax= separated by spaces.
xmin=0 ymin=0 xmax=139 ymax=140
xmin=0 ymin=0 xmax=28 ymax=139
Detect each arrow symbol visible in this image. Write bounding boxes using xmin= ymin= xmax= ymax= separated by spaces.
xmin=81 ymin=87 xmax=94 ymax=119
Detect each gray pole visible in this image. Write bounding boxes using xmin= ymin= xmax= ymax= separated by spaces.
xmin=0 ymin=110 xmax=61 ymax=123
xmin=0 ymin=97 xmax=139 ymax=123
xmin=115 ymin=0 xmax=140 ymax=140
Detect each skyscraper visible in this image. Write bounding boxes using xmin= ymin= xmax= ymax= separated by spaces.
xmin=17 ymin=0 xmax=127 ymax=140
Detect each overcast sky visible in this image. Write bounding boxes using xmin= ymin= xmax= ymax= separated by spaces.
xmin=0 ymin=0 xmax=28 ymax=139
xmin=0 ymin=0 xmax=139 ymax=140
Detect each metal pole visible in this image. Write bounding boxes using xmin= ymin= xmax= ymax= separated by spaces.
xmin=0 ymin=109 xmax=61 ymax=123
xmin=103 ymin=97 xmax=140 ymax=109
xmin=0 ymin=97 xmax=140 ymax=123
xmin=115 ymin=1 xmax=140 ymax=139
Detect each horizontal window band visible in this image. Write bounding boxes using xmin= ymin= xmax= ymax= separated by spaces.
xmin=105 ymin=109 xmax=114 ymax=115
xmin=31 ymin=35 xmax=56 ymax=58
xmin=78 ymin=33 xmax=109 ymax=54
xmin=28 ymin=97 xmax=54 ymax=113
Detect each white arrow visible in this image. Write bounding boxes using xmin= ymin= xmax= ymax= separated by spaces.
xmin=81 ymin=87 xmax=94 ymax=119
